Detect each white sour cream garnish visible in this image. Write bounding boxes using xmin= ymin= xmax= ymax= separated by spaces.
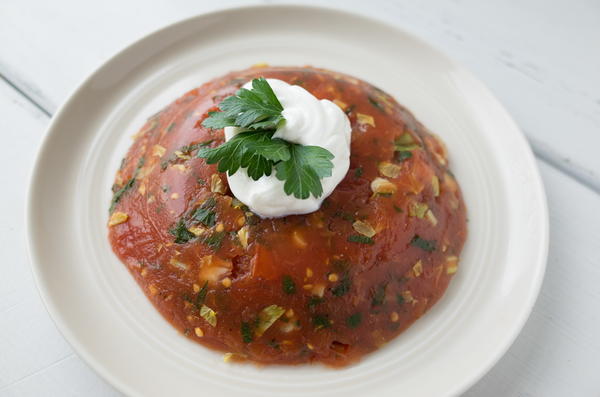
xmin=224 ymin=78 xmax=351 ymax=218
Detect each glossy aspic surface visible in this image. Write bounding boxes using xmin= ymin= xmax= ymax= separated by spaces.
xmin=108 ymin=66 xmax=467 ymax=366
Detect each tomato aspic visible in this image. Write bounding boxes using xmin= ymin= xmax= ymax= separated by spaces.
xmin=108 ymin=66 xmax=467 ymax=366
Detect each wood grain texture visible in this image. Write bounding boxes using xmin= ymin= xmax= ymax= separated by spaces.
xmin=1 ymin=1 xmax=599 ymax=396
xmin=1 ymin=0 xmax=599 ymax=191
xmin=0 ymin=79 xmax=118 ymax=396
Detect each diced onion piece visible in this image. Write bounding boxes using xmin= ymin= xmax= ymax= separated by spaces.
xmin=409 ymin=202 xmax=428 ymax=218
xmin=425 ymin=209 xmax=438 ymax=226
xmin=174 ymin=150 xmax=191 ymax=160
xmin=152 ymin=144 xmax=166 ymax=157
xmin=401 ymin=290 xmax=414 ymax=303
xmin=172 ymin=164 xmax=187 ymax=173
xmin=237 ymin=226 xmax=249 ymax=249
xmin=432 ymin=175 xmax=440 ymax=197
xmin=378 ymin=162 xmax=402 ymax=178
xmin=395 ymin=132 xmax=414 ymax=145
xmin=333 ymin=99 xmax=348 ymax=110
xmin=108 ymin=211 xmax=129 ymax=226
xmin=188 ymin=226 xmax=206 ymax=237
xmin=444 ymin=172 xmax=458 ymax=193
xmin=280 ymin=322 xmax=299 ymax=333
xmin=200 ymin=305 xmax=217 ymax=327
xmin=223 ymin=352 xmax=247 ymax=363
xmin=357 ymin=113 xmax=375 ymax=127
xmin=292 ymin=230 xmax=307 ymax=248
xmin=194 ymin=327 xmax=204 ymax=337
xmin=412 ymin=260 xmax=423 ymax=277
xmin=255 ymin=305 xmax=286 ymax=337
xmin=199 ymin=255 xmax=232 ymax=283
xmin=136 ymin=164 xmax=154 ymax=179
xmin=312 ymin=283 xmax=326 ymax=297
xmin=210 ymin=174 xmax=226 ymax=194
xmin=148 ymin=284 xmax=159 ymax=296
xmin=371 ymin=177 xmax=397 ymax=195
xmin=221 ymin=277 xmax=232 ymax=288
xmin=169 ymin=257 xmax=189 ymax=271
xmin=352 ymin=220 xmax=376 ymax=237
xmin=446 ymin=256 xmax=459 ymax=274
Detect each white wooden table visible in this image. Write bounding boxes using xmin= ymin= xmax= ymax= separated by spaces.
xmin=1 ymin=1 xmax=599 ymax=395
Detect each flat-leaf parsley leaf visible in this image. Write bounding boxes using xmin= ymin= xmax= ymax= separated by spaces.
xmin=274 ymin=144 xmax=334 ymax=199
xmin=203 ymin=77 xmax=284 ymax=130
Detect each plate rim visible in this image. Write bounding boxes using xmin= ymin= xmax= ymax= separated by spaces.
xmin=25 ymin=4 xmax=549 ymax=397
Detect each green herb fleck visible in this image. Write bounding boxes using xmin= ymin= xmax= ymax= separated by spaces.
xmin=312 ymin=314 xmax=331 ymax=330
xmin=192 ymin=197 xmax=217 ymax=227
xmin=393 ymin=133 xmax=418 ymax=162
xmin=346 ymin=313 xmax=362 ymax=328
xmin=268 ymin=339 xmax=280 ymax=350
xmin=354 ymin=167 xmax=363 ymax=178
xmin=109 ymin=157 xmax=145 ymax=213
xmin=331 ymin=274 xmax=351 ymax=297
xmin=395 ymin=150 xmax=413 ymax=162
xmin=410 ymin=235 xmax=436 ymax=252
xmin=396 ymin=294 xmax=405 ymax=305
xmin=166 ymin=122 xmax=176 ymax=132
xmin=307 ymin=296 xmax=324 ymax=309
xmin=371 ymin=284 xmax=387 ymax=306
xmin=202 ymin=231 xmax=226 ymax=251
xmin=241 ymin=322 xmax=253 ymax=343
xmin=282 ymin=275 xmax=296 ymax=295
xmin=393 ymin=204 xmax=403 ymax=213
xmin=195 ymin=281 xmax=209 ymax=308
xmin=169 ymin=219 xmax=196 ymax=244
xmin=347 ymin=234 xmax=374 ymax=245
xmin=334 ymin=211 xmax=355 ymax=222
xmin=368 ymin=96 xmax=385 ymax=112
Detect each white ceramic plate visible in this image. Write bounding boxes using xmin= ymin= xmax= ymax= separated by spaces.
xmin=26 ymin=5 xmax=548 ymax=397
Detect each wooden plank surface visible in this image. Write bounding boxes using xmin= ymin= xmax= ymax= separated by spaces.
xmin=1 ymin=0 xmax=599 ymax=190
xmin=1 ymin=1 xmax=599 ymax=396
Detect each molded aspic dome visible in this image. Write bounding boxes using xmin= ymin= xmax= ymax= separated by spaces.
xmin=108 ymin=66 xmax=467 ymax=366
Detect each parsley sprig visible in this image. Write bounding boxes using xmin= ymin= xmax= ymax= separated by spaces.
xmin=199 ymin=78 xmax=334 ymax=199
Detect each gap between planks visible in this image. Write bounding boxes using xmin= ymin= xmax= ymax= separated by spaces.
xmin=2 ymin=71 xmax=598 ymax=195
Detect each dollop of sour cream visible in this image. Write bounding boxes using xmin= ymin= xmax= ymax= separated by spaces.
xmin=224 ymin=79 xmax=351 ymax=218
